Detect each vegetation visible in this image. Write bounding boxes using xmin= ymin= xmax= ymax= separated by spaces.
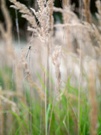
xmin=0 ymin=0 xmax=101 ymax=135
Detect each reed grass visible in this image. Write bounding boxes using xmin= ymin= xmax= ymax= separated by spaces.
xmin=0 ymin=0 xmax=101 ymax=135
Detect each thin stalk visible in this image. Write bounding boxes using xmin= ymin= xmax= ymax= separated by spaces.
xmin=78 ymin=0 xmax=84 ymax=134
xmin=15 ymin=9 xmax=21 ymax=48
xmin=45 ymin=39 xmax=50 ymax=135
xmin=84 ymin=0 xmax=91 ymax=23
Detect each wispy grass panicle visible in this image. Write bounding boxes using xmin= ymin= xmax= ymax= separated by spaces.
xmin=30 ymin=0 xmax=54 ymax=41
xmin=37 ymin=0 xmax=46 ymax=11
xmin=52 ymin=46 xmax=62 ymax=98
xmin=9 ymin=0 xmax=37 ymax=28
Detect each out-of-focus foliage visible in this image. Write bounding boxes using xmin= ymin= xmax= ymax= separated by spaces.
xmin=0 ymin=0 xmax=99 ymax=40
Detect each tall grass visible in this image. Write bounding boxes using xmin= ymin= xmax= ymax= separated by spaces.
xmin=0 ymin=0 xmax=101 ymax=135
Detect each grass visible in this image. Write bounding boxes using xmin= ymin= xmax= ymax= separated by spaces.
xmin=0 ymin=67 xmax=100 ymax=135
xmin=0 ymin=0 xmax=101 ymax=135
xmin=0 ymin=66 xmax=15 ymax=90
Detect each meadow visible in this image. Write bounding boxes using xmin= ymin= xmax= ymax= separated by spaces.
xmin=0 ymin=0 xmax=101 ymax=135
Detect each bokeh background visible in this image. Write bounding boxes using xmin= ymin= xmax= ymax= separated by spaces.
xmin=0 ymin=0 xmax=98 ymax=40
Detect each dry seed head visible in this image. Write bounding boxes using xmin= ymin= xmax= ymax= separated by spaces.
xmin=52 ymin=46 xmax=62 ymax=66
xmin=9 ymin=0 xmax=37 ymax=28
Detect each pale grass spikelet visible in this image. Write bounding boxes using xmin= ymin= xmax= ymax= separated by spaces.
xmin=47 ymin=0 xmax=54 ymax=29
xmin=21 ymin=51 xmax=45 ymax=102
xmin=30 ymin=6 xmax=50 ymax=41
xmin=52 ymin=46 xmax=62 ymax=98
xmin=37 ymin=0 xmax=46 ymax=11
xmin=9 ymin=0 xmax=37 ymax=28
xmin=30 ymin=0 xmax=54 ymax=42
